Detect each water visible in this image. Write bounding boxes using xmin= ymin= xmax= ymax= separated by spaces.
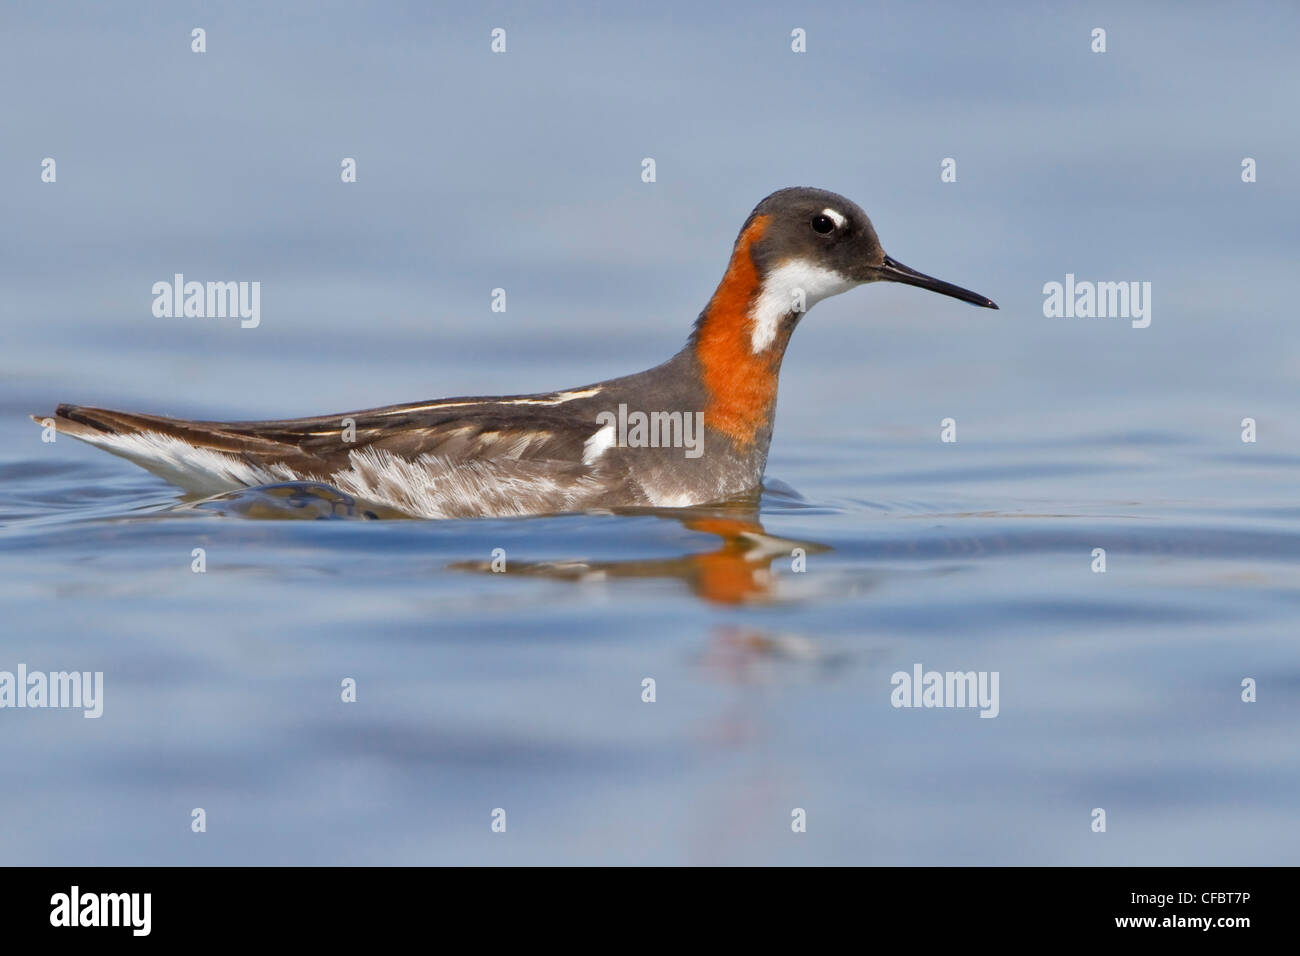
xmin=2 ymin=1 xmax=1298 ymax=865
xmin=4 ymin=362 xmax=1298 ymax=864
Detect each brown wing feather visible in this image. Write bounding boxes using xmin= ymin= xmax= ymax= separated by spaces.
xmin=39 ymin=400 xmax=598 ymax=478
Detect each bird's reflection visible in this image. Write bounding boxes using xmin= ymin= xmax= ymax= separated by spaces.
xmin=450 ymin=499 xmax=831 ymax=606
xmin=189 ymin=482 xmax=837 ymax=607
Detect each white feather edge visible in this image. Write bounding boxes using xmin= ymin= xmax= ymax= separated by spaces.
xmin=65 ymin=427 xmax=654 ymax=519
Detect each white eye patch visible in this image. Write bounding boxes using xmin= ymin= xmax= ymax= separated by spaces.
xmin=821 ymin=208 xmax=847 ymax=229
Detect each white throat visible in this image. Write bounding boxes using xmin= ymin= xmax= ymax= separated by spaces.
xmin=749 ymin=259 xmax=857 ymax=352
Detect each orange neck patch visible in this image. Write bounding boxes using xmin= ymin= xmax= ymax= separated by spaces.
xmin=693 ymin=214 xmax=781 ymax=447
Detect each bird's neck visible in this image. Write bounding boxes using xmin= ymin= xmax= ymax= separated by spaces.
xmin=688 ymin=214 xmax=794 ymax=450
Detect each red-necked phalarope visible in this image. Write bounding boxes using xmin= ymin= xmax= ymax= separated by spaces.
xmin=35 ymin=187 xmax=997 ymax=518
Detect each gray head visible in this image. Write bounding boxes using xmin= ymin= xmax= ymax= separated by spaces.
xmin=728 ymin=187 xmax=996 ymax=351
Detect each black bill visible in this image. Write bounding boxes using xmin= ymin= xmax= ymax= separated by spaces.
xmin=877 ymin=255 xmax=998 ymax=309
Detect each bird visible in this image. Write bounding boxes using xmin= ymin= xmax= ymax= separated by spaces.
xmin=34 ymin=187 xmax=997 ymax=519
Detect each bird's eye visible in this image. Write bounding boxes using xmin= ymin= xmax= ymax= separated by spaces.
xmin=811 ymin=214 xmax=835 ymax=235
